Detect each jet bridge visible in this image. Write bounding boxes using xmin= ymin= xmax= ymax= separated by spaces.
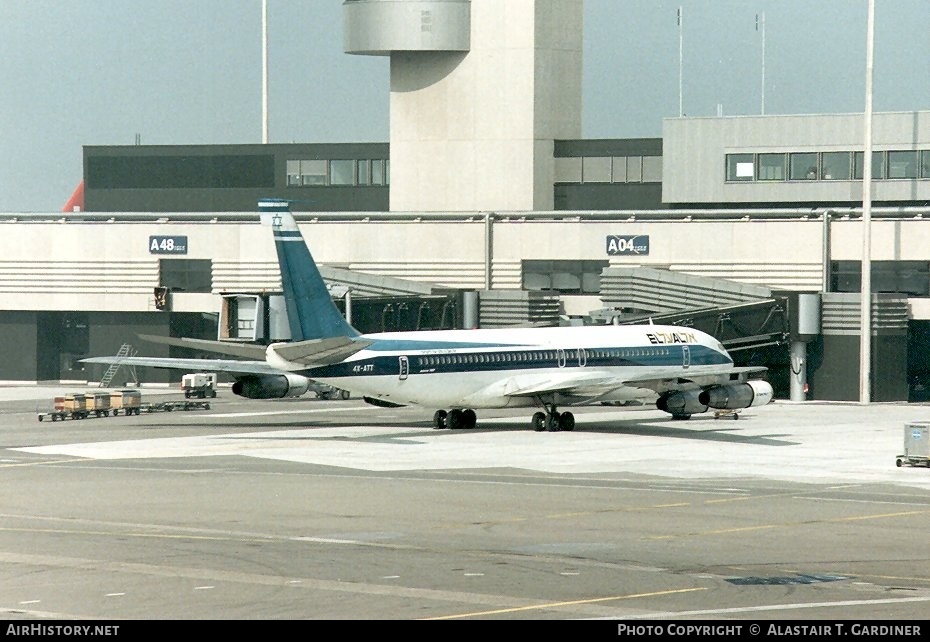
xmin=608 ymin=297 xmax=794 ymax=399
xmin=612 ymin=298 xmax=791 ymax=356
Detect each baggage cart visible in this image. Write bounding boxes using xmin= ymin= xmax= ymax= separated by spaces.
xmin=86 ymin=391 xmax=112 ymax=417
xmin=39 ymin=393 xmax=89 ymax=421
xmin=896 ymin=421 xmax=930 ymax=468
xmin=38 ymin=388 xmax=210 ymax=422
xmin=110 ymin=389 xmax=142 ymax=416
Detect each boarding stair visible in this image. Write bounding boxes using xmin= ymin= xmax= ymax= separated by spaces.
xmin=97 ymin=343 xmax=138 ymax=388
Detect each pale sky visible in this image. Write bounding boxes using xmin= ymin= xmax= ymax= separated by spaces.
xmin=0 ymin=0 xmax=927 ymax=212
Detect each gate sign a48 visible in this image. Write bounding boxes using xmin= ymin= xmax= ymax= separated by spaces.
xmin=149 ymin=236 xmax=188 ymax=254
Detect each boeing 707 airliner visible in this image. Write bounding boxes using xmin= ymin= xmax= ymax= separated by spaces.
xmin=84 ymin=199 xmax=773 ymax=431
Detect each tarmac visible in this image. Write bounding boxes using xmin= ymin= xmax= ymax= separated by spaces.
xmin=6 ymin=383 xmax=930 ymax=490
xmin=2 ymin=384 xmax=929 ymax=620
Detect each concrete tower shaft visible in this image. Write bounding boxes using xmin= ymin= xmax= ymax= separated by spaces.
xmin=344 ymin=0 xmax=583 ymax=211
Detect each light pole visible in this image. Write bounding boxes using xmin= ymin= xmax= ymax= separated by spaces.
xmin=678 ymin=7 xmax=683 ymax=117
xmin=756 ymin=12 xmax=765 ymax=115
xmin=859 ymin=0 xmax=875 ymax=404
xmin=262 ymin=0 xmax=269 ymax=144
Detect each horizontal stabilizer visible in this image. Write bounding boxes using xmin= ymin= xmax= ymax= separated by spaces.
xmin=270 ymin=336 xmax=372 ymax=366
xmin=137 ymin=334 xmax=268 ymax=360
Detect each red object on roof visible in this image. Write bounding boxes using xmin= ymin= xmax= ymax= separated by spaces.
xmin=62 ymin=180 xmax=85 ymax=212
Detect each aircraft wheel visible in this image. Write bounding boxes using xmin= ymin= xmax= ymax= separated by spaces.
xmin=547 ymin=412 xmax=561 ymax=432
xmin=462 ymin=408 xmax=477 ymax=429
xmin=559 ymin=412 xmax=575 ymax=432
xmin=433 ymin=409 xmax=447 ymax=429
xmin=532 ymin=412 xmax=546 ymax=432
xmin=340 ymin=389 xmax=350 ymax=400
xmin=448 ymin=408 xmax=463 ymax=429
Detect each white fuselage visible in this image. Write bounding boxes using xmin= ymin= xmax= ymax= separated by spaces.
xmin=293 ymin=324 xmax=732 ymax=409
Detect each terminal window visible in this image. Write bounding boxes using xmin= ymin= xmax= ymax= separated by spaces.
xmin=287 ymin=159 xmax=389 ymax=187
xmin=87 ymin=154 xmax=274 ymax=189
xmin=853 ymin=151 xmax=885 ymax=179
xmin=582 ymin=157 xmax=611 ymax=183
xmin=554 ymin=157 xmax=582 ymax=182
xmin=726 ymin=154 xmax=754 ymax=181
xmin=522 ymin=260 xmax=608 ymax=294
xmin=159 ymin=259 xmax=212 ymax=293
xmin=642 ymin=156 xmax=663 ymax=182
xmin=330 ymin=160 xmax=355 ymax=185
xmin=821 ymin=152 xmax=852 ymax=180
xmin=789 ymin=152 xmax=818 ymax=180
xmin=726 ymin=149 xmax=930 ymax=183
xmin=888 ymin=151 xmax=918 ymax=179
xmin=830 ymin=260 xmax=929 ymax=296
xmin=625 ymin=156 xmax=643 ymax=182
xmin=757 ymin=154 xmax=786 ymax=181
xmin=553 ymin=155 xmax=661 ymax=184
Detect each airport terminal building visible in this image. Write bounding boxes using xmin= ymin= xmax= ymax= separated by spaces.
xmin=4 ymin=1 xmax=929 ymax=403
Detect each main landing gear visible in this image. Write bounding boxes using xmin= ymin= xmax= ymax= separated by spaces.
xmin=531 ymin=403 xmax=575 ymax=432
xmin=433 ymin=408 xmax=477 ymax=430
xmin=432 ymin=404 xmax=575 ymax=432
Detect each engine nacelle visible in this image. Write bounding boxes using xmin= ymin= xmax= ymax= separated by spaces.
xmin=698 ymin=380 xmax=773 ymax=410
xmin=231 ymin=373 xmax=311 ymax=399
xmin=656 ymin=390 xmax=708 ymax=416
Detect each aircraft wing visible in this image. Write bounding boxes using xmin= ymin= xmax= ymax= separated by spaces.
xmin=498 ymin=365 xmax=768 ymax=398
xmin=80 ymin=356 xmax=285 ymax=376
xmin=617 ymin=365 xmax=769 ymax=393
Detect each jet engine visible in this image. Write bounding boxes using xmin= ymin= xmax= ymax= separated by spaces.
xmin=231 ymin=373 xmax=311 ymax=399
xmin=656 ymin=390 xmax=708 ymax=416
xmin=698 ymin=380 xmax=773 ymax=410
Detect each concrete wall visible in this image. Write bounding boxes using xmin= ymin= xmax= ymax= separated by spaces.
xmin=5 ymin=211 xmax=930 ymax=315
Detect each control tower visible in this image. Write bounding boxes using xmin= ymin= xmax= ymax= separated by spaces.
xmin=344 ymin=0 xmax=582 ymax=212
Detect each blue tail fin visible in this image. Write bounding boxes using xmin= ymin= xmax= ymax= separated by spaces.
xmin=259 ymin=199 xmax=360 ymax=341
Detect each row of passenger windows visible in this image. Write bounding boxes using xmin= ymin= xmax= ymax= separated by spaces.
xmin=555 ymin=155 xmax=663 ymax=184
xmin=286 ymin=159 xmax=390 ymax=187
xmin=726 ymin=150 xmax=930 ymax=182
xmin=416 ymin=347 xmax=671 ymax=367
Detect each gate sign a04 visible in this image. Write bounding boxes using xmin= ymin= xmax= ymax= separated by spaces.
xmin=606 ymin=235 xmax=649 ymax=256
xmin=149 ymin=236 xmax=188 ymax=254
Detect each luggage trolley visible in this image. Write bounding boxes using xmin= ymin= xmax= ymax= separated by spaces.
xmin=896 ymin=421 xmax=930 ymax=468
